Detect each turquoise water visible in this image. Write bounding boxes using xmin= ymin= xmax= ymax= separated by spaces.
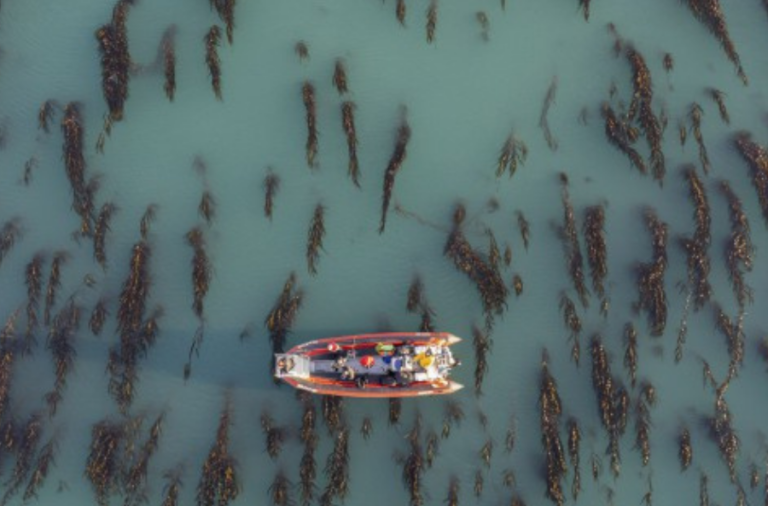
xmin=1 ymin=0 xmax=768 ymax=505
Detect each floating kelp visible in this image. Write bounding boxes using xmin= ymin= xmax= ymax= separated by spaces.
xmin=396 ymin=0 xmax=406 ymax=26
xmin=43 ymin=251 xmax=68 ymax=328
xmin=707 ymin=88 xmax=729 ymax=124
xmin=504 ymin=245 xmax=512 ymax=267
xmin=700 ymin=472 xmax=709 ymax=506
xmin=477 ymin=410 xmax=489 ymax=431
xmin=540 ymin=77 xmax=559 ymax=151
xmin=634 ymin=383 xmax=654 ymax=467
xmin=678 ymin=120 xmax=687 ymax=147
xmin=590 ymin=336 xmax=624 ymax=477
xmin=487 ymin=229 xmax=500 ymax=271
xmin=719 ymin=181 xmax=753 ymax=309
xmin=516 ymin=211 xmax=530 ymax=250
xmin=204 ymin=26 xmax=223 ymax=100
xmin=567 ymin=418 xmax=581 ymax=500
xmin=425 ymin=430 xmax=438 ymax=468
xmin=124 ymin=414 xmax=164 ymax=506
xmin=680 ymin=166 xmax=712 ymax=311
xmin=539 ymin=352 xmax=566 ymax=506
xmin=341 ymin=101 xmax=361 ymax=188
xmin=360 ymin=417 xmax=373 ymax=441
xmin=320 ymin=426 xmax=350 ymax=506
xmin=399 ymin=414 xmax=424 ymax=506
xmin=606 ymin=23 xmax=623 ymax=57
xmin=113 ymin=234 xmax=152 ymax=399
xmin=635 ymin=209 xmax=668 ymax=336
xmin=295 ymin=41 xmax=309 ymax=61
xmin=714 ymin=304 xmax=745 ymax=375
xmin=261 ymin=413 xmax=285 ymax=460
xmin=333 ymin=59 xmax=348 ymax=95
xmin=495 ymin=132 xmax=528 ymax=179
xmin=444 ymin=203 xmax=508 ymax=331
xmin=683 ymin=166 xmax=711 ymax=247
xmin=473 ymin=326 xmax=491 ymax=396
xmin=505 ymin=417 xmax=517 ymax=453
xmin=162 ymin=26 xmax=176 ymax=101
xmin=441 ymin=400 xmax=464 ymax=439
xmin=679 ymin=427 xmax=692 ymax=471
xmin=445 ymin=476 xmax=459 ymax=506
xmin=0 ymin=310 xmax=19 ymax=425
xmin=559 ymin=293 xmax=581 ymax=366
xmin=2 ymin=413 xmax=43 ymax=504
xmin=264 ymin=272 xmax=303 ymax=358
xmin=734 ymin=132 xmax=768 ymax=227
xmin=512 ymin=274 xmax=523 ymax=297
xmin=302 ymin=81 xmax=318 ymax=169
xmin=689 ymin=103 xmax=710 ymax=175
xmin=426 ymin=0 xmax=437 ymax=43
xmin=268 ymin=471 xmax=292 ymax=506
xmin=263 ymin=170 xmax=280 ymax=220
xmin=196 ymin=397 xmax=240 ymax=506
xmin=558 ymin=175 xmax=589 ymax=308
xmin=473 ymin=470 xmax=483 ymax=496
xmin=186 ymin=227 xmax=211 ymax=321
xmin=95 ymin=0 xmax=133 ymax=122
xmin=476 ymin=11 xmax=490 ymax=41
xmin=663 ymin=53 xmax=674 ymax=73
xmin=479 ymin=439 xmax=493 ymax=468
xmin=406 ymin=275 xmax=426 ymax=313
xmin=110 ymin=305 xmax=163 ymax=414
xmin=110 ymin=221 xmax=162 ymax=409
xmin=625 ymin=45 xmax=665 ymax=185
xmin=21 ymin=434 xmax=57 ymax=503
xmin=85 ymin=418 xmax=124 ymax=506
xmin=601 ymin=102 xmax=647 ymax=174
xmin=750 ymin=463 xmax=760 ymax=490
xmin=322 ymin=395 xmax=345 ymax=435
xmin=160 ymin=468 xmax=183 ymax=506
xmin=213 ymin=0 xmax=236 ymax=44
xmin=198 ymin=190 xmax=216 ymax=225
xmin=709 ymin=388 xmax=740 ymax=482
xmin=61 ymin=103 xmax=95 ymax=236
xmin=24 ymin=252 xmax=45 ymax=352
xmin=379 ymin=109 xmax=411 ymax=234
xmin=406 ymin=275 xmax=437 ymax=331
xmin=90 ymin=297 xmax=109 ymax=337
xmin=680 ymin=0 xmax=747 ymax=84
xmin=583 ymin=205 xmax=607 ymax=300
xmin=139 ymin=204 xmax=157 ymax=241
xmin=306 ymin=204 xmax=326 ymax=276
xmin=21 ymin=156 xmax=38 ymax=186
xmin=298 ymin=395 xmax=318 ymax=506
xmin=93 ymin=203 xmax=117 ymax=271
xmin=389 ymin=398 xmax=402 ymax=426
xmin=623 ymin=323 xmax=638 ymax=388
xmin=38 ymin=100 xmax=58 ymax=132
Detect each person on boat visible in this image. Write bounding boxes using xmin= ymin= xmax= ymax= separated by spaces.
xmin=375 ymin=342 xmax=395 ymax=356
xmin=413 ymin=349 xmax=434 ymax=369
xmin=332 ymin=354 xmax=347 ymax=371
xmin=355 ymin=375 xmax=369 ymax=388
xmin=340 ymin=365 xmax=356 ymax=381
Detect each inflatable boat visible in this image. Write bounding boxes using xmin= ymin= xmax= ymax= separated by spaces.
xmin=274 ymin=332 xmax=463 ymax=398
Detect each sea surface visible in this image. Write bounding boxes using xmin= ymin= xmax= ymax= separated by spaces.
xmin=0 ymin=0 xmax=767 ymax=505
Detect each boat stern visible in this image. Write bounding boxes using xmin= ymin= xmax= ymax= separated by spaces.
xmin=274 ymin=353 xmax=310 ymax=380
